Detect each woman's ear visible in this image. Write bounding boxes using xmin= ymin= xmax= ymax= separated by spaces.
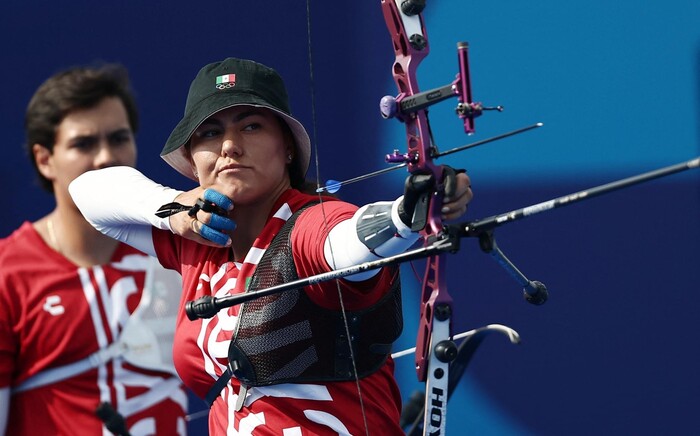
xmin=33 ymin=144 xmax=55 ymax=180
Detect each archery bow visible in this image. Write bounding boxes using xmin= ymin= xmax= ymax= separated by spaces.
xmin=378 ymin=1 xmax=500 ymax=433
xmin=186 ymin=2 xmax=524 ymax=434
xmin=378 ymin=2 xmax=451 ymax=433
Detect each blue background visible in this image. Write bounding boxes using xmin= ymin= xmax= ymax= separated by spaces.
xmin=1 ymin=1 xmax=698 ymax=434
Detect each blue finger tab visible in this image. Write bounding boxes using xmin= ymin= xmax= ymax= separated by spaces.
xmin=199 ymin=224 xmax=230 ymax=246
xmin=209 ymin=213 xmax=237 ymax=231
xmin=203 ymin=189 xmax=233 ymax=211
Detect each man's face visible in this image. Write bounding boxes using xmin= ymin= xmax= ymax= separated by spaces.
xmin=38 ymin=96 xmax=137 ymax=207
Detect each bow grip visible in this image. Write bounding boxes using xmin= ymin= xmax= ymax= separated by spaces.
xmin=399 ymin=173 xmax=435 ymax=231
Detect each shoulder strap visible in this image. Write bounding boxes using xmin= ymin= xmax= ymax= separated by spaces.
xmin=11 ymin=342 xmax=122 ymax=394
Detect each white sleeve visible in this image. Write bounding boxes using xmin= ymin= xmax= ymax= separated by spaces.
xmin=0 ymin=387 xmax=8 ymax=436
xmin=324 ymin=198 xmax=420 ymax=281
xmin=69 ymin=166 xmax=183 ymax=257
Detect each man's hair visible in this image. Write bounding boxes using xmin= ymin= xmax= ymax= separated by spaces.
xmin=24 ymin=64 xmax=139 ymax=192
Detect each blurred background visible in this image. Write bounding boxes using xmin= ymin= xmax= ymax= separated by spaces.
xmin=1 ymin=1 xmax=698 ymax=434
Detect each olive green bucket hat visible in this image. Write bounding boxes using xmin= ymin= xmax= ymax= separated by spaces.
xmin=161 ymin=58 xmax=311 ymax=183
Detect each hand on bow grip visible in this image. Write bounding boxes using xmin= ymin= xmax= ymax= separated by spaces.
xmin=156 ymin=188 xmax=236 ymax=246
xmin=398 ymin=166 xmax=473 ymax=231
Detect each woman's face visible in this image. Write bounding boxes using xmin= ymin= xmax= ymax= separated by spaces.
xmin=189 ymin=106 xmax=293 ymax=206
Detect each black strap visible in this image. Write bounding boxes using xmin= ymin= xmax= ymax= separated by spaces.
xmin=156 ymin=199 xmax=228 ymax=219
xmin=205 ymin=368 xmax=232 ymax=407
xmin=155 ymin=202 xmax=191 ymax=218
xmin=95 ymin=402 xmax=131 ymax=436
xmin=191 ymin=198 xmax=228 ymax=216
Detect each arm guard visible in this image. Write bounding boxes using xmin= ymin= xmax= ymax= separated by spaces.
xmin=324 ymin=198 xmax=420 ymax=281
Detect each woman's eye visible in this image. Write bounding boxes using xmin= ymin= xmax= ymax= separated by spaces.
xmin=243 ymin=122 xmax=261 ymax=131
xmin=196 ymin=128 xmax=220 ymax=138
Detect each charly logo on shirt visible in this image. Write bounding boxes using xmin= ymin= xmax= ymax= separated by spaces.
xmin=43 ymin=295 xmax=65 ymax=316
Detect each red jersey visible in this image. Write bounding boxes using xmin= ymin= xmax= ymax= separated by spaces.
xmin=156 ymin=189 xmax=403 ymax=435
xmin=0 ymin=222 xmax=188 ymax=435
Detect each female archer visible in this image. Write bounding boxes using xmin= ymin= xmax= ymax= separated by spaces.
xmin=70 ymin=57 xmax=472 ymax=434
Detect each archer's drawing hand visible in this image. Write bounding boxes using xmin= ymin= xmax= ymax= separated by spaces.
xmin=169 ymin=188 xmax=236 ymax=246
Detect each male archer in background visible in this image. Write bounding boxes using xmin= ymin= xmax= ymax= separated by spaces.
xmin=0 ymin=64 xmax=188 ymax=435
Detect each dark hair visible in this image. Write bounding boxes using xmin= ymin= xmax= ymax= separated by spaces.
xmin=281 ymin=123 xmax=306 ymax=190
xmin=24 ymin=64 xmax=139 ymax=192
xmin=276 ymin=118 xmax=329 ymax=195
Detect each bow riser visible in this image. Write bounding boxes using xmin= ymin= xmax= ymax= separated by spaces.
xmin=415 ymin=253 xmax=453 ymax=381
xmin=381 ymin=5 xmax=454 ymax=431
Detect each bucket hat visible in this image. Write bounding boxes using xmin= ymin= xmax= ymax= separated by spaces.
xmin=161 ymin=58 xmax=311 ymax=183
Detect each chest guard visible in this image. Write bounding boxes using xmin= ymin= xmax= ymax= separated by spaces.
xmin=227 ymin=204 xmax=403 ymax=387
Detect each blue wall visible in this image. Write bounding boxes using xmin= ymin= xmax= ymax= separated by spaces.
xmin=1 ymin=1 xmax=698 ymax=434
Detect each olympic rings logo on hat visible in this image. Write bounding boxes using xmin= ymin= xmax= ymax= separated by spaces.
xmin=216 ymin=83 xmax=236 ymax=90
